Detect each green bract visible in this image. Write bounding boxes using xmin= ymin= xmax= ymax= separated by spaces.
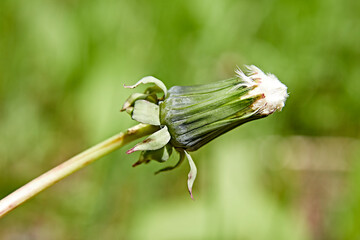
xmin=122 ymin=66 xmax=288 ymax=198
xmin=161 ymin=79 xmax=264 ymax=151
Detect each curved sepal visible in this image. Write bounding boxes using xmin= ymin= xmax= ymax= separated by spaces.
xmin=121 ymin=93 xmax=158 ymax=113
xmin=126 ymin=126 xmax=171 ymax=154
xmin=124 ymin=76 xmax=168 ymax=97
xmin=132 ymin=100 xmax=160 ymax=125
xmin=132 ymin=144 xmax=173 ymax=167
xmin=184 ymin=151 xmax=197 ymax=200
xmin=155 ymin=150 xmax=185 ymax=174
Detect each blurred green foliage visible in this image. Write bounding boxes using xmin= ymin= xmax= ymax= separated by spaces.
xmin=1 ymin=0 xmax=359 ymax=239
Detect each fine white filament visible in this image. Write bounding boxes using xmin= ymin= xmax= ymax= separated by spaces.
xmin=236 ymin=65 xmax=288 ymax=115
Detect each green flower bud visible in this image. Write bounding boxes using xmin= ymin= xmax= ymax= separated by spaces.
xmin=122 ymin=65 xmax=288 ymax=198
xmin=160 ymin=66 xmax=288 ymax=151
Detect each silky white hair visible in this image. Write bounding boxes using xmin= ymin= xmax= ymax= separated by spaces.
xmin=236 ymin=65 xmax=288 ymax=115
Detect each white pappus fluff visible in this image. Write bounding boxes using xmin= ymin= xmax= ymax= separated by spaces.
xmin=235 ymin=65 xmax=288 ymax=115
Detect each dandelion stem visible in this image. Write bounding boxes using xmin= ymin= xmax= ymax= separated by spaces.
xmin=0 ymin=123 xmax=158 ymax=218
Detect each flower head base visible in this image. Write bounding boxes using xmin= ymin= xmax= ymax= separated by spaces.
xmin=122 ymin=66 xmax=288 ymax=198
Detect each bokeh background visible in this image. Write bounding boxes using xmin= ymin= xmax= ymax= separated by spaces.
xmin=1 ymin=0 xmax=360 ymax=239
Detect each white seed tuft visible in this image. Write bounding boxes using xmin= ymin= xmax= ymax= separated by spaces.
xmin=236 ymin=65 xmax=288 ymax=115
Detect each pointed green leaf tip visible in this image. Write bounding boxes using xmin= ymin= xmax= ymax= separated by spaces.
xmin=122 ymin=65 xmax=288 ymax=199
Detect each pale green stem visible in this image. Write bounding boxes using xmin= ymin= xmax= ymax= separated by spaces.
xmin=0 ymin=124 xmax=158 ymax=218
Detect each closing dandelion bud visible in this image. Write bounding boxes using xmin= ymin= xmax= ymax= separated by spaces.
xmin=161 ymin=65 xmax=288 ymax=151
xmin=123 ymin=65 xmax=288 ymax=198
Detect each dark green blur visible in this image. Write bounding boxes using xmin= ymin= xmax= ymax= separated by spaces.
xmin=0 ymin=0 xmax=359 ymax=239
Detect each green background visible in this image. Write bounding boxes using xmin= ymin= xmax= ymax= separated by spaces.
xmin=1 ymin=0 xmax=359 ymax=239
